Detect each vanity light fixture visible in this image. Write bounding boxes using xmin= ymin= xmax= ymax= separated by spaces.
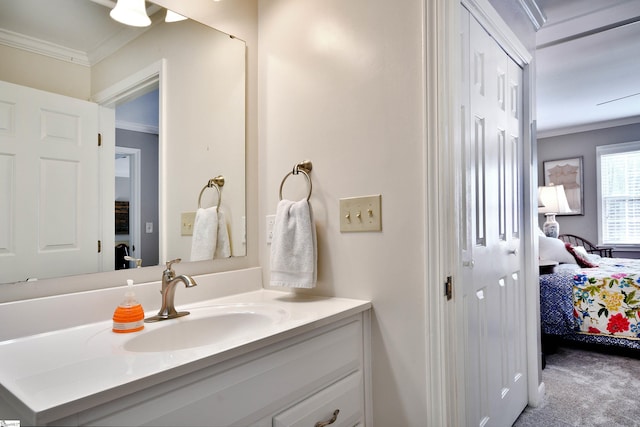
xmin=165 ymin=9 xmax=187 ymax=23
xmin=110 ymin=0 xmax=151 ymax=27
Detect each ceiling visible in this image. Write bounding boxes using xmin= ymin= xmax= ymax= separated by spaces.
xmin=1 ymin=0 xmax=638 ymax=138
xmin=0 ymin=0 xmax=164 ymax=126
xmin=0 ymin=0 xmax=161 ymax=66
xmin=535 ymin=0 xmax=640 ymax=137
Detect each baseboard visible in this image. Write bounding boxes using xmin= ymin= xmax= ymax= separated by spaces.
xmin=528 ymin=382 xmax=546 ymax=408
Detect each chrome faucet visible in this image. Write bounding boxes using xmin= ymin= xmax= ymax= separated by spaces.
xmin=145 ymin=258 xmax=197 ymax=322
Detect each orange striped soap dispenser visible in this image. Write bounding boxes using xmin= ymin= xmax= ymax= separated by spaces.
xmin=112 ymin=279 xmax=145 ymax=333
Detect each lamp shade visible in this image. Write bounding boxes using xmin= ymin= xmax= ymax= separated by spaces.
xmin=538 ymin=184 xmax=571 ymax=214
xmin=110 ymin=0 xmax=151 ymax=27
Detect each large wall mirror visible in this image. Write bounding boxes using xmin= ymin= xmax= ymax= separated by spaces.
xmin=0 ymin=0 xmax=247 ymax=292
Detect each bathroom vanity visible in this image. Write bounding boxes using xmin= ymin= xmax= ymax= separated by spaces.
xmin=0 ymin=269 xmax=371 ymax=426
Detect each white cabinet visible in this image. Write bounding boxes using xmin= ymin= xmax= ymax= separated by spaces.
xmin=52 ymin=312 xmax=370 ymax=427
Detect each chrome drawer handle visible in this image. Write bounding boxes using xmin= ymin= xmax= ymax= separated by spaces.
xmin=315 ymin=409 xmax=340 ymax=427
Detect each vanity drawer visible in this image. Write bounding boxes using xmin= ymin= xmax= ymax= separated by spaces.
xmin=273 ymin=371 xmax=364 ymax=427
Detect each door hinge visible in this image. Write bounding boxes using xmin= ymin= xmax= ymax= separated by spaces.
xmin=445 ymin=276 xmax=453 ymax=300
xmin=98 ymin=240 xmax=102 ymax=253
xmin=98 ymin=133 xmax=102 ymax=147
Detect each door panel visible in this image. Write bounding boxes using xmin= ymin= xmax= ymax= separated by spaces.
xmin=461 ymin=9 xmax=527 ymax=426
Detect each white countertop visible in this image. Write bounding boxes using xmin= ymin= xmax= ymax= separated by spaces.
xmin=0 ymin=289 xmax=371 ymax=425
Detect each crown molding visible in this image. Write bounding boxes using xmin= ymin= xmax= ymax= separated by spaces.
xmin=0 ymin=28 xmax=90 ymax=67
xmin=537 ymin=115 xmax=640 ymax=139
xmin=116 ymin=120 xmax=159 ymax=135
xmin=517 ymin=0 xmax=546 ymax=31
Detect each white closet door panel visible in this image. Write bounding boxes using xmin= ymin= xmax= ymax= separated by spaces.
xmin=0 ymin=94 xmax=16 ymax=257
xmin=0 ymin=154 xmax=14 ymax=254
xmin=39 ymin=158 xmax=79 ymax=249
xmin=461 ymin=9 xmax=527 ymax=427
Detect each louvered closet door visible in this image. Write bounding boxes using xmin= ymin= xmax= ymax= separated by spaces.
xmin=0 ymin=81 xmax=100 ymax=283
xmin=460 ymin=9 xmax=528 ymax=427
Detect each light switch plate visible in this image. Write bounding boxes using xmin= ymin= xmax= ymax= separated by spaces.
xmin=266 ymin=214 xmax=276 ymax=244
xmin=340 ymin=194 xmax=382 ymax=232
xmin=181 ymin=212 xmax=196 ymax=236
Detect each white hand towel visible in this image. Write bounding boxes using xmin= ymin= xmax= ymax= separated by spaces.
xmin=270 ymin=199 xmax=317 ymax=288
xmin=215 ymin=210 xmax=231 ymax=259
xmin=190 ymin=207 xmax=218 ymax=261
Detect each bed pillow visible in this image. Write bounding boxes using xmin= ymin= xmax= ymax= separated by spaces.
xmin=573 ymin=245 xmax=589 ymax=259
xmin=539 ymin=235 xmax=576 ymax=264
xmin=564 ymin=243 xmax=598 ymax=268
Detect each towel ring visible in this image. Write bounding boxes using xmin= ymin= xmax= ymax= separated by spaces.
xmin=198 ymin=175 xmax=225 ymax=209
xmin=279 ymin=160 xmax=313 ymax=201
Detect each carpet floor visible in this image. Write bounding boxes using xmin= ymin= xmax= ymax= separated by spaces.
xmin=513 ymin=345 xmax=640 ymax=426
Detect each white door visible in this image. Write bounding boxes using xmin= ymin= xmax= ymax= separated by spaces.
xmin=460 ymin=9 xmax=528 ymax=426
xmin=0 ymin=81 xmax=100 ymax=283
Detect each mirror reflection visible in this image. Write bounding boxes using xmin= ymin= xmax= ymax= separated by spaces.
xmin=0 ymin=0 xmax=246 ymax=285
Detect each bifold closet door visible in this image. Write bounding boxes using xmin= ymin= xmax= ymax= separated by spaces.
xmin=459 ymin=8 xmax=528 ymax=427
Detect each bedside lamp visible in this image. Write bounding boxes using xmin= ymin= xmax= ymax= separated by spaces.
xmin=538 ymin=184 xmax=571 ymax=238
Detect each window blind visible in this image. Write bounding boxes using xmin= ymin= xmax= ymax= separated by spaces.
xmin=600 ymin=148 xmax=640 ymax=244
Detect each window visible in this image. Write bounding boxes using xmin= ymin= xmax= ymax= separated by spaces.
xmin=597 ymin=141 xmax=640 ymax=245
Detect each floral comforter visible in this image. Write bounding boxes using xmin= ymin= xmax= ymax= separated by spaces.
xmin=540 ymin=257 xmax=640 ymax=341
xmin=571 ymin=257 xmax=640 ymax=339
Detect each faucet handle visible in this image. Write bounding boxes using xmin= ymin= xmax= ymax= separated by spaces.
xmin=165 ymin=258 xmax=182 ymax=272
xmin=163 ymin=259 xmax=182 ymax=285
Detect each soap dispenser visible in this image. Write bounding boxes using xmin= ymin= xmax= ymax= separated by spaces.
xmin=112 ymin=279 xmax=145 ymax=333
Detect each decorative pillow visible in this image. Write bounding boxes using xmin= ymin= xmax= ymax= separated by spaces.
xmin=572 ymin=245 xmax=589 ymax=259
xmin=539 ymin=235 xmax=576 ymax=264
xmin=565 ymin=243 xmax=598 ymax=268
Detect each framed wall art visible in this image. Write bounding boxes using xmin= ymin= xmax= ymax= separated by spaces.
xmin=543 ymin=156 xmax=584 ymax=215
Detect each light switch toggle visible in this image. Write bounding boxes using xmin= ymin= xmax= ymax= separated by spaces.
xmin=340 ymin=194 xmax=382 ymax=232
xmin=181 ymin=212 xmax=196 ymax=236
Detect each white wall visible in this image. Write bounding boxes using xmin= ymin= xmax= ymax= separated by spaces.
xmin=0 ymin=44 xmax=91 ymax=100
xmin=258 ymin=0 xmax=428 ymax=424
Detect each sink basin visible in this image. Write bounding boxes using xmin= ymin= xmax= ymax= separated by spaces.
xmin=123 ymin=304 xmax=289 ymax=353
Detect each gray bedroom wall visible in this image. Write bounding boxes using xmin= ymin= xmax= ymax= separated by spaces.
xmin=116 ymin=128 xmax=160 ymax=267
xmin=538 ymin=122 xmax=640 ymax=258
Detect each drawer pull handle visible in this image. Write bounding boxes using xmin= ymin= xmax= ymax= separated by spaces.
xmin=315 ymin=409 xmax=340 ymax=427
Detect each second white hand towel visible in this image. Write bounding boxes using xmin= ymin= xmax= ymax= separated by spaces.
xmin=190 ymin=206 xmax=218 ymax=261
xmin=270 ymin=199 xmax=317 ymax=288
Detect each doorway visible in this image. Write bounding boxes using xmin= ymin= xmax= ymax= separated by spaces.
xmin=113 ymin=90 xmax=160 ymax=268
xmin=114 ymin=146 xmax=141 ymax=269
xmin=94 ymin=60 xmax=164 ymax=269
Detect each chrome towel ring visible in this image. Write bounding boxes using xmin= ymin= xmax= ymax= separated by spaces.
xmin=198 ymin=175 xmax=225 ymax=209
xmin=279 ymin=160 xmax=313 ymax=201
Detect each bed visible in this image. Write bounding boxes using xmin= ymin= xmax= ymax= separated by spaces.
xmin=539 ymin=234 xmax=640 ymax=353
